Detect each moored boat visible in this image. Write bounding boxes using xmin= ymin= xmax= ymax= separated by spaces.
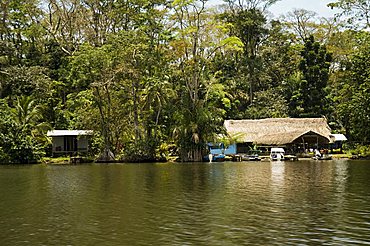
xmin=312 ymin=154 xmax=332 ymax=160
xmin=204 ymin=153 xmax=225 ymax=162
xmin=270 ymin=147 xmax=285 ymax=161
xmin=241 ymin=154 xmax=261 ymax=161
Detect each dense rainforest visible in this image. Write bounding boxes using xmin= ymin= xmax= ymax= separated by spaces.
xmin=0 ymin=0 xmax=369 ymax=163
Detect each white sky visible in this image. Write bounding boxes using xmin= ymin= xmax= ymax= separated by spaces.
xmin=268 ymin=0 xmax=337 ymax=18
xmin=208 ymin=0 xmax=339 ymax=18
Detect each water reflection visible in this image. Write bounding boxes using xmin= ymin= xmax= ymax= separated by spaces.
xmin=270 ymin=161 xmax=285 ymax=190
xmin=0 ymin=161 xmax=370 ymax=245
xmin=334 ymin=160 xmax=348 ymax=193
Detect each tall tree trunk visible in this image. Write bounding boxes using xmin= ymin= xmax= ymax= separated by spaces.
xmin=132 ymin=80 xmax=140 ymax=140
xmin=94 ymin=86 xmax=114 ymax=161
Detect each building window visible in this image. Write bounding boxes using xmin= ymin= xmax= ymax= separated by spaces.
xmin=64 ymin=136 xmax=77 ymax=152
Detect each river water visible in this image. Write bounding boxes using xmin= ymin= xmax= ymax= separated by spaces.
xmin=0 ymin=160 xmax=369 ymax=245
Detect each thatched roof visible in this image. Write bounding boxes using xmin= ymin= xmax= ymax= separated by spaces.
xmin=224 ymin=118 xmax=331 ymax=145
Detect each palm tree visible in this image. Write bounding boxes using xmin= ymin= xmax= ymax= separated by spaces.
xmin=143 ymin=77 xmax=175 ymax=128
xmin=3 ymin=96 xmax=50 ymax=163
xmin=12 ymin=96 xmax=41 ymax=128
xmin=11 ymin=96 xmax=50 ymax=140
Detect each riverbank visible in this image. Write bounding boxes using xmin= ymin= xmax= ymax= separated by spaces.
xmin=39 ymin=152 xmax=370 ymax=165
xmin=42 ymin=157 xmax=94 ymax=165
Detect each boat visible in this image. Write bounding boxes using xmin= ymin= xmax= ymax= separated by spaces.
xmin=312 ymin=149 xmax=332 ymax=160
xmin=241 ymin=153 xmax=261 ymax=161
xmin=204 ymin=153 xmax=225 ymax=162
xmin=270 ymin=147 xmax=285 ymax=161
xmin=204 ymin=143 xmax=227 ymax=162
xmin=312 ymin=154 xmax=332 ymax=161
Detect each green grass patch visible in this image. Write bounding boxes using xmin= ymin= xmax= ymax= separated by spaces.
xmin=42 ymin=157 xmax=70 ymax=164
xmin=331 ymin=153 xmax=352 ymax=159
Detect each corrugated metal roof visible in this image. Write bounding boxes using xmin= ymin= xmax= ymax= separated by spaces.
xmin=47 ymin=130 xmax=93 ymax=137
xmin=330 ymin=134 xmax=347 ymax=141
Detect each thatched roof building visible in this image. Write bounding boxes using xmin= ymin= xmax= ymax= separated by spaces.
xmin=224 ymin=118 xmax=331 ymax=146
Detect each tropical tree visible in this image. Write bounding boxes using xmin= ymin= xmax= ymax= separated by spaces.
xmin=112 ymin=29 xmax=173 ymax=162
xmin=170 ymin=0 xmax=243 ymax=161
xmin=282 ymin=9 xmax=319 ymax=41
xmin=296 ymin=35 xmax=332 ymax=117
xmin=0 ymin=66 xmax=52 ymax=99
xmin=225 ymin=8 xmax=268 ymax=104
xmin=0 ymin=96 xmax=48 ymax=163
xmin=244 ymin=89 xmax=289 ymax=119
xmin=68 ymin=44 xmax=117 ymax=161
xmin=68 ymin=23 xmax=173 ymax=161
xmin=224 ymin=0 xmax=279 ymax=12
xmin=328 ymin=0 xmax=370 ymax=29
xmin=332 ymin=32 xmax=370 ymax=142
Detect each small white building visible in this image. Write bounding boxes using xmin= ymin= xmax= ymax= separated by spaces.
xmin=47 ymin=130 xmax=93 ymax=154
xmin=330 ymin=134 xmax=348 ymax=142
xmin=330 ymin=133 xmax=347 ymax=151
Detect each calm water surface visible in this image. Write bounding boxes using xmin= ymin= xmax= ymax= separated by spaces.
xmin=0 ymin=160 xmax=370 ymax=245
